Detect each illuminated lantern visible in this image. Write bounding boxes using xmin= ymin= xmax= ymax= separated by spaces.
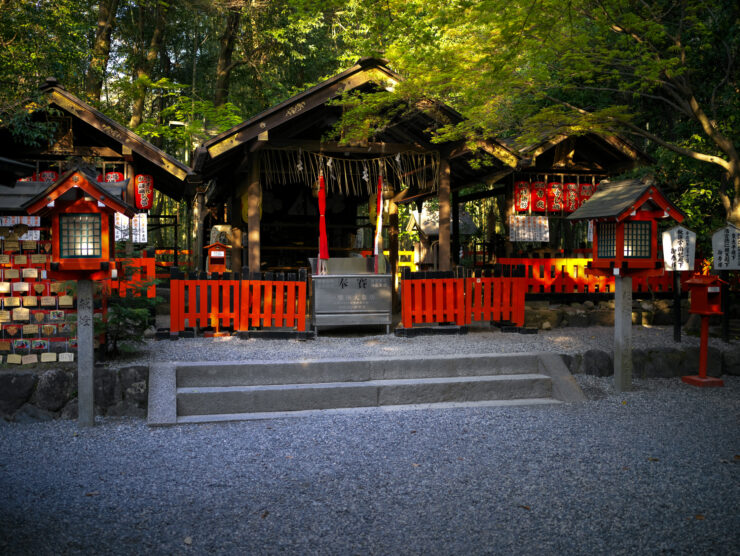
xmin=530 ymin=181 xmax=547 ymax=212
xmin=18 ymin=174 xmax=36 ymax=182
xmin=514 ymin=181 xmax=531 ymax=212
xmin=564 ymin=182 xmax=580 ymax=212
xmin=567 ymin=177 xmax=685 ymax=278
xmin=38 ymin=170 xmax=58 ymax=183
xmin=579 ymin=182 xmax=595 ymax=204
xmin=547 ymin=182 xmax=563 ymax=212
xmin=105 ymin=171 xmax=124 ymax=182
xmin=134 ymin=174 xmax=154 ymax=210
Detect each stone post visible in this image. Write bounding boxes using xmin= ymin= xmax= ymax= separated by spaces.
xmin=614 ymin=275 xmax=632 ymax=392
xmin=77 ymin=279 xmax=94 ymax=426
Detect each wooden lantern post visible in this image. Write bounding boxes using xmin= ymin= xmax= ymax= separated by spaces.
xmin=567 ymin=178 xmax=685 ymax=392
xmin=24 ymin=168 xmax=136 ymax=426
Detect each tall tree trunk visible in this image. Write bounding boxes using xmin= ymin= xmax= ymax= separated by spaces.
xmin=84 ymin=0 xmax=119 ymax=102
xmin=128 ymin=2 xmax=168 ymax=129
xmin=214 ymin=8 xmax=241 ymax=107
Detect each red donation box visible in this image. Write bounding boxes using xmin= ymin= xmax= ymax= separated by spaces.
xmin=205 ymin=242 xmax=229 ymax=275
xmin=682 ymin=274 xmax=726 ymax=387
xmin=134 ymin=174 xmax=154 ymax=210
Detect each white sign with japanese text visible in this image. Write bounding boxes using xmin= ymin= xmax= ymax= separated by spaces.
xmin=509 ymin=215 xmax=550 ymax=242
xmin=114 ymin=213 xmax=148 ymax=244
xmin=662 ymin=225 xmax=696 ymax=271
xmin=712 ymin=224 xmax=740 ymax=270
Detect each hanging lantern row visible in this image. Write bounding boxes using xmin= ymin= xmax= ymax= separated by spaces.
xmin=514 ymin=180 xmax=599 ymax=213
xmin=18 ymin=170 xmax=60 ymax=183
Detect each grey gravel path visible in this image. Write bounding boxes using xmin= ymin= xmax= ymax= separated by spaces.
xmin=1 ymin=374 xmax=738 ymax=555
xmin=123 ymin=325 xmax=736 ymax=366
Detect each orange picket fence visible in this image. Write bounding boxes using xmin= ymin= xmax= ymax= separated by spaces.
xmin=400 ymin=275 xmax=467 ymax=328
xmin=495 ymin=257 xmax=692 ymax=294
xmin=400 ymin=272 xmax=525 ymax=329
xmin=170 ymin=276 xmax=308 ymax=335
xmin=467 ymin=276 xmax=525 ymax=326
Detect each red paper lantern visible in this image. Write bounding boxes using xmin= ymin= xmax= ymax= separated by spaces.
xmin=531 ymin=181 xmax=547 ymax=212
xmin=579 ymin=183 xmax=596 ymax=203
xmin=38 ymin=170 xmax=58 ymax=183
xmin=134 ymin=174 xmax=154 ymax=210
xmin=104 ymin=171 xmax=124 ymax=182
xmin=514 ymin=181 xmax=531 ymax=212
xmin=564 ymin=182 xmax=580 ymax=212
xmin=18 ymin=173 xmax=37 ymax=182
xmin=547 ymin=182 xmax=564 ymax=212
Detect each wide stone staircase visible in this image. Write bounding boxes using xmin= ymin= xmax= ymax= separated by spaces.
xmin=147 ymin=353 xmax=585 ymax=425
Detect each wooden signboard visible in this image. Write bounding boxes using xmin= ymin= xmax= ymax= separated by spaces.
xmin=58 ymin=295 xmax=74 ymax=308
xmin=12 ymin=307 xmax=30 ymax=321
xmin=0 ymin=310 xmax=10 ymax=323
xmin=59 ymin=352 xmax=74 ymax=362
xmin=0 ymin=282 xmax=9 ymax=294
xmin=0 ymin=254 xmax=9 ymax=264
xmin=22 ymin=324 xmax=38 ymax=335
xmin=4 ymin=240 xmax=19 ymax=252
xmin=42 ymin=324 xmax=56 ymax=335
xmin=0 ymin=340 xmax=10 ymax=351
xmin=50 ymin=282 xmax=65 ymax=294
xmin=22 ymin=240 xmax=36 ymax=251
xmin=23 ymin=296 xmax=38 ymax=307
xmin=6 ymin=354 xmax=22 ymax=364
xmin=12 ymin=282 xmax=29 ymax=293
xmin=3 ymin=297 xmax=20 ymax=308
xmin=41 ymin=352 xmax=57 ymax=363
xmin=22 ymin=354 xmax=38 ymax=365
xmin=31 ymin=254 xmax=48 ymax=264
xmin=22 ymin=268 xmax=38 ymax=279
xmin=34 ymin=283 xmax=45 ymax=295
xmin=41 ymin=296 xmax=56 ymax=307
xmin=33 ymin=311 xmax=45 ymax=323
xmin=4 ymin=268 xmax=19 ymax=279
xmin=14 ymin=255 xmax=27 ymax=265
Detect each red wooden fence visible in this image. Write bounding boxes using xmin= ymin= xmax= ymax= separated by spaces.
xmin=467 ymin=277 xmax=525 ymax=326
xmin=401 ymin=277 xmax=467 ymax=328
xmin=400 ymin=275 xmax=525 ymax=328
xmin=170 ymin=277 xmax=307 ymax=335
xmin=108 ymin=257 xmax=157 ymax=298
xmin=495 ymin=257 xmax=692 ymax=294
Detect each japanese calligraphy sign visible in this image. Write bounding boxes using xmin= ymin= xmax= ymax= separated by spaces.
xmin=564 ymin=183 xmax=580 ymax=212
xmin=134 ymin=174 xmax=154 ymax=210
xmin=547 ymin=182 xmax=564 ymax=212
xmin=531 ymin=182 xmax=547 ymax=212
xmin=509 ymin=215 xmax=550 ymax=242
xmin=712 ymin=224 xmax=740 ymax=270
xmin=514 ymin=181 xmax=531 ymax=212
xmin=662 ymin=226 xmax=696 ymax=271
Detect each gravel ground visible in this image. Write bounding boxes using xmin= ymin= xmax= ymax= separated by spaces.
xmin=1 ymin=373 xmax=738 ymax=555
xmin=119 ymin=324 xmax=737 ymax=366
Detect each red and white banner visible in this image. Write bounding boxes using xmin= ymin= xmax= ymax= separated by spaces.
xmin=531 ymin=182 xmax=547 ymax=212
xmin=564 ymin=182 xmax=580 ymax=212
xmin=547 ymin=182 xmax=563 ymax=212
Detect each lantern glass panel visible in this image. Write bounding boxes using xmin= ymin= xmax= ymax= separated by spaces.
xmin=60 ymin=213 xmax=101 ymax=258
xmin=624 ymin=221 xmax=651 ymax=258
xmin=597 ymin=222 xmax=616 ymax=258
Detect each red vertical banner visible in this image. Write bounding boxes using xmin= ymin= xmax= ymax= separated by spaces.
xmin=514 ymin=181 xmax=531 ymax=212
xmin=531 ymin=181 xmax=547 ymax=212
xmin=318 ymin=174 xmax=329 ymax=261
xmin=564 ymin=182 xmax=580 ymax=212
xmin=547 ymin=182 xmax=563 ymax=212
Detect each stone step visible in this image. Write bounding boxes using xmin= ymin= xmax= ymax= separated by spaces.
xmin=176 ymin=374 xmax=553 ymax=417
xmin=176 ymin=353 xmax=544 ymax=388
xmin=147 ymin=353 xmax=586 ymax=426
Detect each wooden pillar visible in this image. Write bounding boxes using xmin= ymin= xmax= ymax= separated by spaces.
xmin=451 ymin=190 xmax=460 ymax=265
xmin=247 ymin=154 xmax=261 ymax=273
xmin=389 ymin=195 xmax=399 ymax=307
xmin=192 ymin=191 xmax=205 ymax=273
xmin=231 ymin=228 xmax=242 ymax=272
xmin=438 ymin=158 xmax=451 ymax=271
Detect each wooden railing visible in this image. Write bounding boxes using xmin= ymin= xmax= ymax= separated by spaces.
xmin=108 ymin=256 xmax=157 ymax=298
xmin=170 ymin=273 xmax=308 ymax=335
